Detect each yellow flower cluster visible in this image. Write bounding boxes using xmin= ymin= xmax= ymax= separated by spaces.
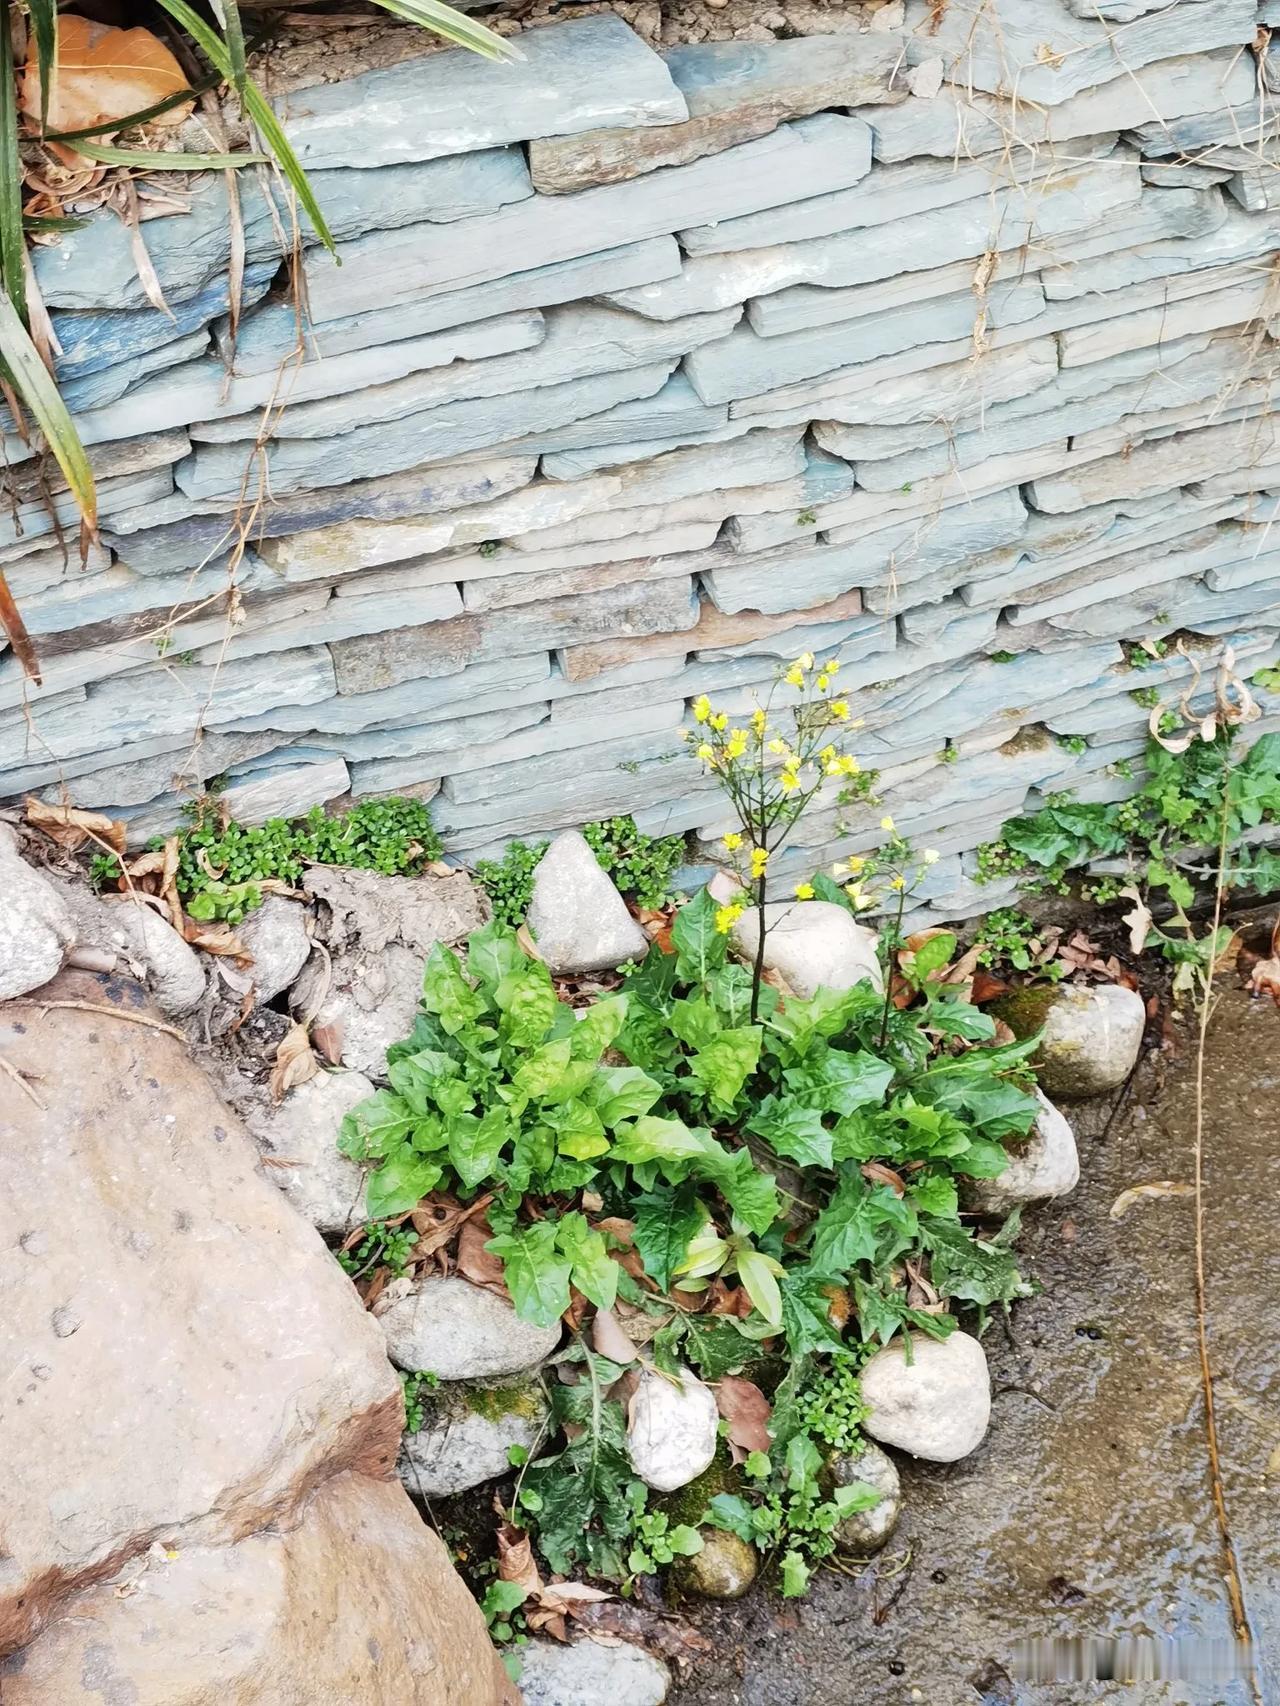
xmin=715 ymin=902 xmax=745 ymax=934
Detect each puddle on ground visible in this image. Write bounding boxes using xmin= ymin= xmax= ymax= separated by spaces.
xmin=675 ymin=986 xmax=1280 ymax=1706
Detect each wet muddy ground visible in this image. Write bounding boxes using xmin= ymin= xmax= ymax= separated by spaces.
xmin=674 ymin=983 xmax=1280 ymax=1706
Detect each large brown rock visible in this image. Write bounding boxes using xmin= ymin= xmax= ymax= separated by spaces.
xmin=0 ymin=1474 xmax=516 ymax=1705
xmin=0 ymin=968 xmax=510 ymax=1703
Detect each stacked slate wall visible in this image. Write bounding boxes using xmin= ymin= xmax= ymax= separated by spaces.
xmin=5 ymin=0 xmax=1280 ymax=923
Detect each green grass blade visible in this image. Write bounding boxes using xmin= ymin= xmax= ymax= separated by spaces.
xmin=23 ymin=214 xmax=89 ymax=232
xmin=0 ymin=292 xmax=96 ymax=526
xmin=151 ymin=0 xmax=336 ymax=253
xmin=210 ymin=0 xmax=248 ymax=102
xmin=26 ymin=0 xmax=57 ymax=131
xmin=0 ymin=0 xmax=27 ymax=322
xmin=363 ymin=0 xmax=521 ymax=60
xmin=69 ymin=140 xmax=268 ymax=168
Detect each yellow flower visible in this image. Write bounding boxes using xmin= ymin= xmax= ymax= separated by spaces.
xmin=817 ymin=674 xmax=829 ymax=691
xmin=844 ymin=881 xmax=863 ymax=906
xmin=767 ymin=738 xmax=789 ymax=757
xmin=837 ymin=755 xmax=860 ymax=777
xmin=797 ymin=652 xmax=815 ymax=670
xmin=794 ymin=882 xmax=815 ymax=900
xmin=692 ymin=695 xmax=711 ymax=723
xmin=723 ymin=832 xmax=743 ymax=852
xmin=779 ymin=771 xmax=799 ymax=793
xmin=889 ymin=874 xmax=905 ymax=891
xmin=710 ymin=712 xmax=728 ymax=732
xmin=880 ymin=815 xmax=895 ymax=833
xmin=726 ymin=728 xmax=748 ymax=760
xmin=751 ymin=708 xmax=767 ymax=736
xmin=750 ymin=848 xmax=770 ymax=878
xmin=824 ymin=659 xmax=840 ymax=674
xmin=715 ymin=903 xmax=745 ymax=934
xmin=696 ymin=743 xmax=714 ymax=762
xmin=845 ymin=855 xmax=865 ymax=875
xmin=923 ymin=848 xmax=940 ymax=865
xmin=819 ymin=744 xmax=837 ymax=765
xmin=831 ymin=699 xmax=850 ymax=721
xmin=784 ymin=666 xmax=804 ymax=689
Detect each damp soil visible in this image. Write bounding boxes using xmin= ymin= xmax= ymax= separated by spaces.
xmin=671 ymin=980 xmax=1280 ymax=1706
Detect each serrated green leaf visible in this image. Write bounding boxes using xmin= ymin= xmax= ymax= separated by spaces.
xmin=612 ymin=1114 xmax=706 ymax=1166
xmin=448 ymin=1106 xmax=511 ymax=1189
xmin=632 ymin=1183 xmax=704 ymax=1290
xmin=687 ymin=1024 xmax=761 ymax=1114
xmin=589 ymin=1065 xmax=663 ymax=1128
xmin=338 ymin=1089 xmax=416 ymax=1158
xmin=555 ymin=1211 xmax=618 ymax=1311
xmin=495 ymin=960 xmax=558 ymax=1049
xmin=747 ymin=1097 xmax=832 ymax=1168
xmin=366 ymin=1149 xmax=442 ymax=1218
xmin=486 ymin=1222 xmax=572 ymax=1327
xmin=570 ymin=993 xmax=628 ymax=1061
xmin=911 ymin=932 xmax=956 ymax=982
xmin=421 ymin=943 xmax=487 ymax=1034
xmin=466 ymin=919 xmax=526 ymax=993
xmin=782 ymin=1047 xmax=894 ymax=1117
xmin=671 ymin=887 xmax=728 ymax=984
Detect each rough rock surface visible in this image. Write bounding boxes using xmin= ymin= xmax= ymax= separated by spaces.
xmin=673 ymin=1528 xmax=758 ymax=1599
xmin=517 ymin=1636 xmax=671 ymax=1706
xmin=526 ymin=828 xmax=650 ymax=972
xmin=398 ymin=1376 xmax=549 ymax=1498
xmin=377 ymin=1275 xmax=561 ymax=1380
xmin=0 ymin=844 xmax=76 ymax=1000
xmin=301 ymin=863 xmax=488 ymax=955
xmin=625 ymin=1364 xmax=719 ymax=1491
xmin=292 ymin=939 xmax=424 ymax=1080
xmin=826 ymin=1441 xmax=902 ymax=1553
xmin=730 ymin=900 xmax=882 ymax=997
xmin=860 ymin=1330 xmax=992 ymax=1464
xmin=236 ymin=895 xmax=313 ymax=1003
xmin=242 ymin=1067 xmax=373 ymax=1233
xmin=0 ymin=1473 xmax=517 ymax=1705
xmin=968 ymin=1088 xmax=1081 ymax=1213
xmin=57 ymin=881 xmax=206 ymax=1017
xmin=996 ymin=983 xmax=1147 ymax=1099
xmin=0 ymin=967 xmax=507 ymax=1700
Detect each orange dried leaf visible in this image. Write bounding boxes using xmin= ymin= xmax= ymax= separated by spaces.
xmin=25 ymin=796 xmax=125 ymax=854
xmin=22 ymin=17 xmax=193 ymax=134
xmin=715 ymin=1374 xmax=771 ymax=1460
xmin=269 ymin=1020 xmax=318 ymax=1101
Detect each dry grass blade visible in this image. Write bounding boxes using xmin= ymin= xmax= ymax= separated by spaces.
xmin=366 ymin=0 xmax=522 ymax=61
xmin=0 ymin=568 xmax=42 ymax=682
xmin=70 ymin=140 xmax=268 ymax=168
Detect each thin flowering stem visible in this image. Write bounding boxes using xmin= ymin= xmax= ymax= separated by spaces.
xmin=877 ymin=878 xmax=907 ymax=1052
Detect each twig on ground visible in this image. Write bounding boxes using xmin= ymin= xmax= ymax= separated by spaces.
xmin=8 ymin=998 xmax=186 ymax=1040
xmin=0 ymin=1052 xmax=46 ymax=1107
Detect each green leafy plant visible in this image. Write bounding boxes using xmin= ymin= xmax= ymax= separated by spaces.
xmin=400 ymin=1368 xmax=440 ymax=1433
xmin=162 ymin=795 xmax=442 ymax=922
xmin=338 ymin=1221 xmax=421 ymax=1281
xmin=476 ymin=817 xmax=685 ymax=927
xmin=475 ymin=837 xmax=548 ymax=927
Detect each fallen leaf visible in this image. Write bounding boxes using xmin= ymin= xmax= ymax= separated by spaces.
xmin=410 ymin=1192 xmax=489 ymax=1261
xmin=516 ymin=922 xmax=544 ymax=963
xmin=971 ymin=970 xmax=1011 ymax=1004
xmin=311 ymin=1021 xmax=343 ymax=1065
xmin=181 ymin=917 xmax=249 ymax=959
xmin=716 ymin=1374 xmax=771 ymax=1461
xmin=25 ymin=796 xmax=125 ymax=855
xmin=861 ymin=1161 xmax=906 ymax=1196
xmin=455 ymin=1216 xmax=510 ymax=1297
xmin=1109 ymin=1181 xmax=1194 ymax=1220
xmin=269 ymin=1020 xmax=318 ymax=1102
xmin=1249 ymin=954 xmax=1280 ymax=1004
xmin=1118 ymin=885 xmax=1153 ymax=956
xmin=569 ymin=1599 xmax=712 ymax=1670
xmin=592 ymin=1306 xmax=638 ymax=1365
xmin=22 ymin=16 xmax=192 ymax=134
xmin=496 ymin=1521 xmax=541 ymax=1599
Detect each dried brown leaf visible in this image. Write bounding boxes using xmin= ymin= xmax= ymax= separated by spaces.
xmin=1109 ymin=1181 xmax=1193 ymax=1220
xmin=269 ymin=1020 xmax=318 ymax=1102
xmin=496 ymin=1522 xmax=541 ymax=1599
xmin=569 ymin=1600 xmax=712 ymax=1669
xmin=22 ymin=17 xmax=192 ymax=133
xmin=861 ymin=1161 xmax=907 ymax=1196
xmin=25 ymin=796 xmax=125 ymax=855
xmin=715 ymin=1374 xmax=771 ymax=1460
xmin=1118 ymin=884 xmax=1154 ymax=956
xmin=592 ymin=1306 xmax=638 ymax=1366
xmin=455 ymin=1216 xmax=510 ymax=1297
xmin=311 ymin=1021 xmax=343 ymax=1065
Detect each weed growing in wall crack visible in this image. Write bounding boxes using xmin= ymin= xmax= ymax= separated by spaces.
xmin=475 ymin=815 xmax=685 ymax=926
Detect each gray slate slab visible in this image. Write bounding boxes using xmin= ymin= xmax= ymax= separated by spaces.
xmin=190 ymin=303 xmax=738 ymax=444
xmin=331 ymin=578 xmax=699 ymax=695
xmin=275 ymin=17 xmax=686 ymax=172
xmin=105 ymin=456 xmax=536 ymax=575
xmin=301 ymin=114 xmax=874 ymax=323
xmin=900 ymin=0 xmax=1256 ymax=107
xmin=174 ymin=362 xmax=678 ymax=500
xmin=219 ymin=238 xmax=680 ymax=375
xmin=529 ymin=32 xmax=901 ymax=194
xmin=33 ymin=147 xmax=533 ymax=311
xmin=684 ymin=278 xmax=1044 ymax=405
